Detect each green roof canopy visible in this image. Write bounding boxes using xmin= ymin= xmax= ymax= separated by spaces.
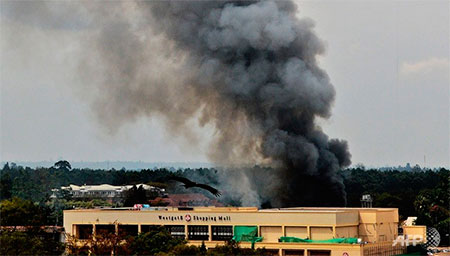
xmin=279 ymin=236 xmax=359 ymax=244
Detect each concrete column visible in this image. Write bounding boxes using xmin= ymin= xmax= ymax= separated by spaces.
xmin=282 ymin=225 xmax=285 ymax=237
xmin=208 ymin=225 xmax=212 ymax=241
xmin=185 ymin=224 xmax=189 ymax=240
xmin=304 ymin=249 xmax=308 ymax=256
xmin=93 ymin=224 xmax=97 ymax=241
xmin=306 ymin=226 xmax=311 ymax=239
xmin=232 ymin=225 xmax=235 ymax=241
xmin=138 ymin=224 xmax=142 ymax=234
xmin=332 ymin=226 xmax=336 ymax=238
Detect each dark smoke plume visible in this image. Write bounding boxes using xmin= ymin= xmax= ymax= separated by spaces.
xmin=77 ymin=0 xmax=351 ymax=207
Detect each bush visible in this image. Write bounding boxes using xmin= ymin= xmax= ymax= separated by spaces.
xmin=0 ymin=197 xmax=48 ymax=226
xmin=0 ymin=230 xmax=64 ymax=255
xmin=129 ymin=226 xmax=186 ymax=255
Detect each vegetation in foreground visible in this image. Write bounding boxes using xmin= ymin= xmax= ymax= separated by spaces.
xmin=66 ymin=225 xmax=272 ymax=256
xmin=0 ymin=163 xmax=448 ymax=255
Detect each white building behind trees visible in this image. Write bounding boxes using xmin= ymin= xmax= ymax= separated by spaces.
xmin=52 ymin=184 xmax=167 ymax=203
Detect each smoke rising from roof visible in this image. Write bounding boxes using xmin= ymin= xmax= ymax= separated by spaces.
xmin=4 ymin=0 xmax=351 ymax=206
xmin=137 ymin=1 xmax=351 ymax=206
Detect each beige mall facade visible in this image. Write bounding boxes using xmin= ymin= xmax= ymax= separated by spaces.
xmin=64 ymin=207 xmax=408 ymax=256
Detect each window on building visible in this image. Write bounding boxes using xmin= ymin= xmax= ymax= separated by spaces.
xmin=76 ymin=224 xmax=93 ymax=239
xmin=141 ymin=225 xmax=161 ymax=233
xmin=264 ymin=249 xmax=281 ymax=256
xmin=188 ymin=225 xmax=209 ymax=241
xmin=284 ymin=250 xmax=305 ymax=256
xmin=118 ymin=224 xmax=138 ymax=237
xmin=165 ymin=225 xmax=186 ymax=239
xmin=308 ymin=250 xmax=331 ymax=256
xmin=212 ymin=226 xmax=233 ymax=241
xmin=95 ymin=224 xmax=116 ymax=236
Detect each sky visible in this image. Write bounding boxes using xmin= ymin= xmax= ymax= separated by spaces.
xmin=1 ymin=1 xmax=449 ymax=168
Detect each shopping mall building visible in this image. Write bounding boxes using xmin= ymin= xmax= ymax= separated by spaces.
xmin=64 ymin=206 xmax=424 ymax=256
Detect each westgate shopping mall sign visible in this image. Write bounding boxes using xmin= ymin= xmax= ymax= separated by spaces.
xmin=158 ymin=214 xmax=231 ymax=222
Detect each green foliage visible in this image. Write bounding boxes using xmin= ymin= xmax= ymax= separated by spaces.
xmin=46 ymin=199 xmax=114 ymax=226
xmin=0 ymin=230 xmax=64 ymax=256
xmin=129 ymin=226 xmax=186 ymax=255
xmin=373 ymin=192 xmax=402 ymax=209
xmin=0 ymin=197 xmax=49 ymax=226
xmin=0 ymin=197 xmax=64 ymax=255
xmin=0 ymin=164 xmax=181 ymax=203
xmin=413 ymin=169 xmax=449 ymax=245
xmin=342 ymin=167 xmax=449 ymax=245
xmin=66 ymin=230 xmax=133 ymax=256
xmin=128 ymin=229 xmax=271 ymax=256
xmin=1 ymin=163 xmax=449 ymax=247
xmin=206 ymin=240 xmax=271 ymax=256
xmin=66 ymin=225 xmax=270 ymax=256
xmin=342 ymin=168 xmax=447 ymax=218
xmin=0 ymin=166 xmax=12 ymax=200
xmin=2 ymin=163 xmax=446 ymax=212
xmin=161 ymin=244 xmax=202 ymax=256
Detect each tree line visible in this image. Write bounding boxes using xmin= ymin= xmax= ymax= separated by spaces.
xmin=1 ymin=163 xmax=448 ymax=247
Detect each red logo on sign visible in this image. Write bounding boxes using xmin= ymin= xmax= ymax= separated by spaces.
xmin=185 ymin=214 xmax=191 ymax=222
xmin=343 ymin=253 xmax=349 ymax=256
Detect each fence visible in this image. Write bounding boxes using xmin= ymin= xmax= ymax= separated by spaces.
xmin=362 ymin=241 xmax=406 ymax=256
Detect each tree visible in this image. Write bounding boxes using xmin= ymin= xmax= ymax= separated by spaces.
xmin=0 ymin=197 xmax=48 ymax=226
xmin=0 ymin=171 xmax=12 ymax=200
xmin=374 ymin=192 xmax=402 ymax=208
xmin=166 ymin=244 xmax=202 ymax=256
xmin=414 ymin=169 xmax=449 ymax=246
xmin=65 ymin=230 xmax=133 ymax=256
xmin=129 ymin=226 xmax=186 ymax=255
xmin=200 ymin=241 xmax=207 ymax=255
xmin=53 ymin=160 xmax=71 ymax=170
xmin=0 ymin=198 xmax=64 ymax=255
xmin=0 ymin=230 xmax=64 ymax=256
xmin=123 ymin=185 xmax=148 ymax=207
xmin=206 ymin=240 xmax=271 ymax=256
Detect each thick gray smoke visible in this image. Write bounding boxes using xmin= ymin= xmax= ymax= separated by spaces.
xmin=136 ymin=1 xmax=351 ymax=207
xmin=3 ymin=0 xmax=351 ymax=206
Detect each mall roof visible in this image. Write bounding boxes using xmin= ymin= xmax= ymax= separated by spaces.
xmin=64 ymin=206 xmax=397 ymax=213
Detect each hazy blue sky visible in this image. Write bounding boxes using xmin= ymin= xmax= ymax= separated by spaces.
xmin=1 ymin=1 xmax=448 ymax=168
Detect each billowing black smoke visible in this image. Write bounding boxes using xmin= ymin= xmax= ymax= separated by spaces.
xmin=4 ymin=0 xmax=352 ymax=206
xmin=5 ymin=0 xmax=351 ymax=207
xmin=137 ymin=1 xmax=351 ymax=207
